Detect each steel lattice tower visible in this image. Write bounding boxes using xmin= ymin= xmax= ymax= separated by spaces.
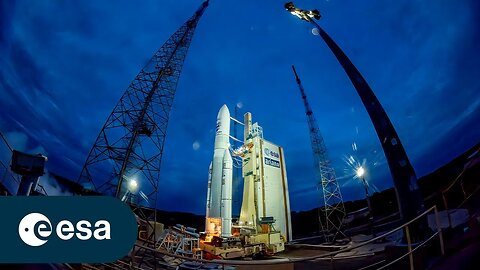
xmin=292 ymin=65 xmax=345 ymax=242
xmin=78 ymin=1 xmax=208 ymax=203
xmin=78 ymin=2 xmax=209 ymax=268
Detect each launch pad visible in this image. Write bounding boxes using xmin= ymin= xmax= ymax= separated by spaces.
xmin=201 ymin=105 xmax=292 ymax=259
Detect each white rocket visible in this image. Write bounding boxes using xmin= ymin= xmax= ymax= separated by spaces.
xmin=205 ymin=104 xmax=232 ymax=238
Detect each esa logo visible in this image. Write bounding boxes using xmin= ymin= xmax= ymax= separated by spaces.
xmin=18 ymin=213 xmax=111 ymax=247
xmin=264 ymin=148 xmax=279 ymax=159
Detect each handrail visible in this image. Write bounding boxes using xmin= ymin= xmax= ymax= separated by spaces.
xmin=376 ymin=231 xmax=440 ymax=270
xmin=35 ymin=184 xmax=48 ymax=196
xmin=458 ymin=185 xmax=480 ymax=208
xmin=424 ymin=146 xmax=479 ymax=203
xmin=443 ymin=147 xmax=478 ymax=193
xmin=131 ymin=205 xmax=442 ymax=266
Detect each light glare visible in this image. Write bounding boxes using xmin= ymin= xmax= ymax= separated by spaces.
xmin=129 ymin=179 xmax=138 ymax=191
xmin=356 ymin=166 xmax=365 ymax=178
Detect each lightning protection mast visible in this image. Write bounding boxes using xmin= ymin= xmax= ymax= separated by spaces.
xmin=78 ymin=1 xmax=209 ymax=268
xmin=292 ymin=65 xmax=346 ymax=243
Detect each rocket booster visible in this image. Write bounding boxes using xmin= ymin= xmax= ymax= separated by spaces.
xmin=221 ymin=149 xmax=232 ymax=237
xmin=205 ymin=161 xmax=212 ymax=230
xmin=205 ymin=104 xmax=233 ymax=237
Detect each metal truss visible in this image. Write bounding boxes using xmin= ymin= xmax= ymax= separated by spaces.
xmin=292 ymin=65 xmax=346 ymax=243
xmin=77 ymin=1 xmax=209 ymax=269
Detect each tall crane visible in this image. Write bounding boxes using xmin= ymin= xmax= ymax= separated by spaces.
xmin=292 ymin=65 xmax=345 ymax=242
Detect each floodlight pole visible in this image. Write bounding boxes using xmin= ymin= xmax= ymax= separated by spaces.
xmin=285 ymin=4 xmax=424 ymax=224
xmin=361 ymin=177 xmax=372 ymax=216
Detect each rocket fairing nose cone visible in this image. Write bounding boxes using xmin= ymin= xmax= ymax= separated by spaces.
xmin=216 ymin=104 xmax=231 ymax=137
xmin=217 ymin=104 xmax=230 ymax=120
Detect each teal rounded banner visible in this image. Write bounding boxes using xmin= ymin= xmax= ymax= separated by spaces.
xmin=0 ymin=196 xmax=137 ymax=263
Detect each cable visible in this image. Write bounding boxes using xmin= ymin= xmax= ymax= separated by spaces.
xmin=0 ymin=159 xmax=19 ymax=184
xmin=0 ymin=131 xmax=13 ymax=152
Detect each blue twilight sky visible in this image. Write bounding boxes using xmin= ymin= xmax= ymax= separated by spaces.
xmin=0 ymin=0 xmax=479 ymax=214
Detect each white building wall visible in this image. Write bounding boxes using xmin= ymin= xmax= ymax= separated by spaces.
xmin=258 ymin=139 xmax=292 ymax=241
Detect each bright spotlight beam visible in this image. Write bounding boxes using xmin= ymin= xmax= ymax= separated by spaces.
xmin=356 ymin=166 xmax=365 ymax=178
xmin=128 ymin=179 xmax=138 ymax=192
